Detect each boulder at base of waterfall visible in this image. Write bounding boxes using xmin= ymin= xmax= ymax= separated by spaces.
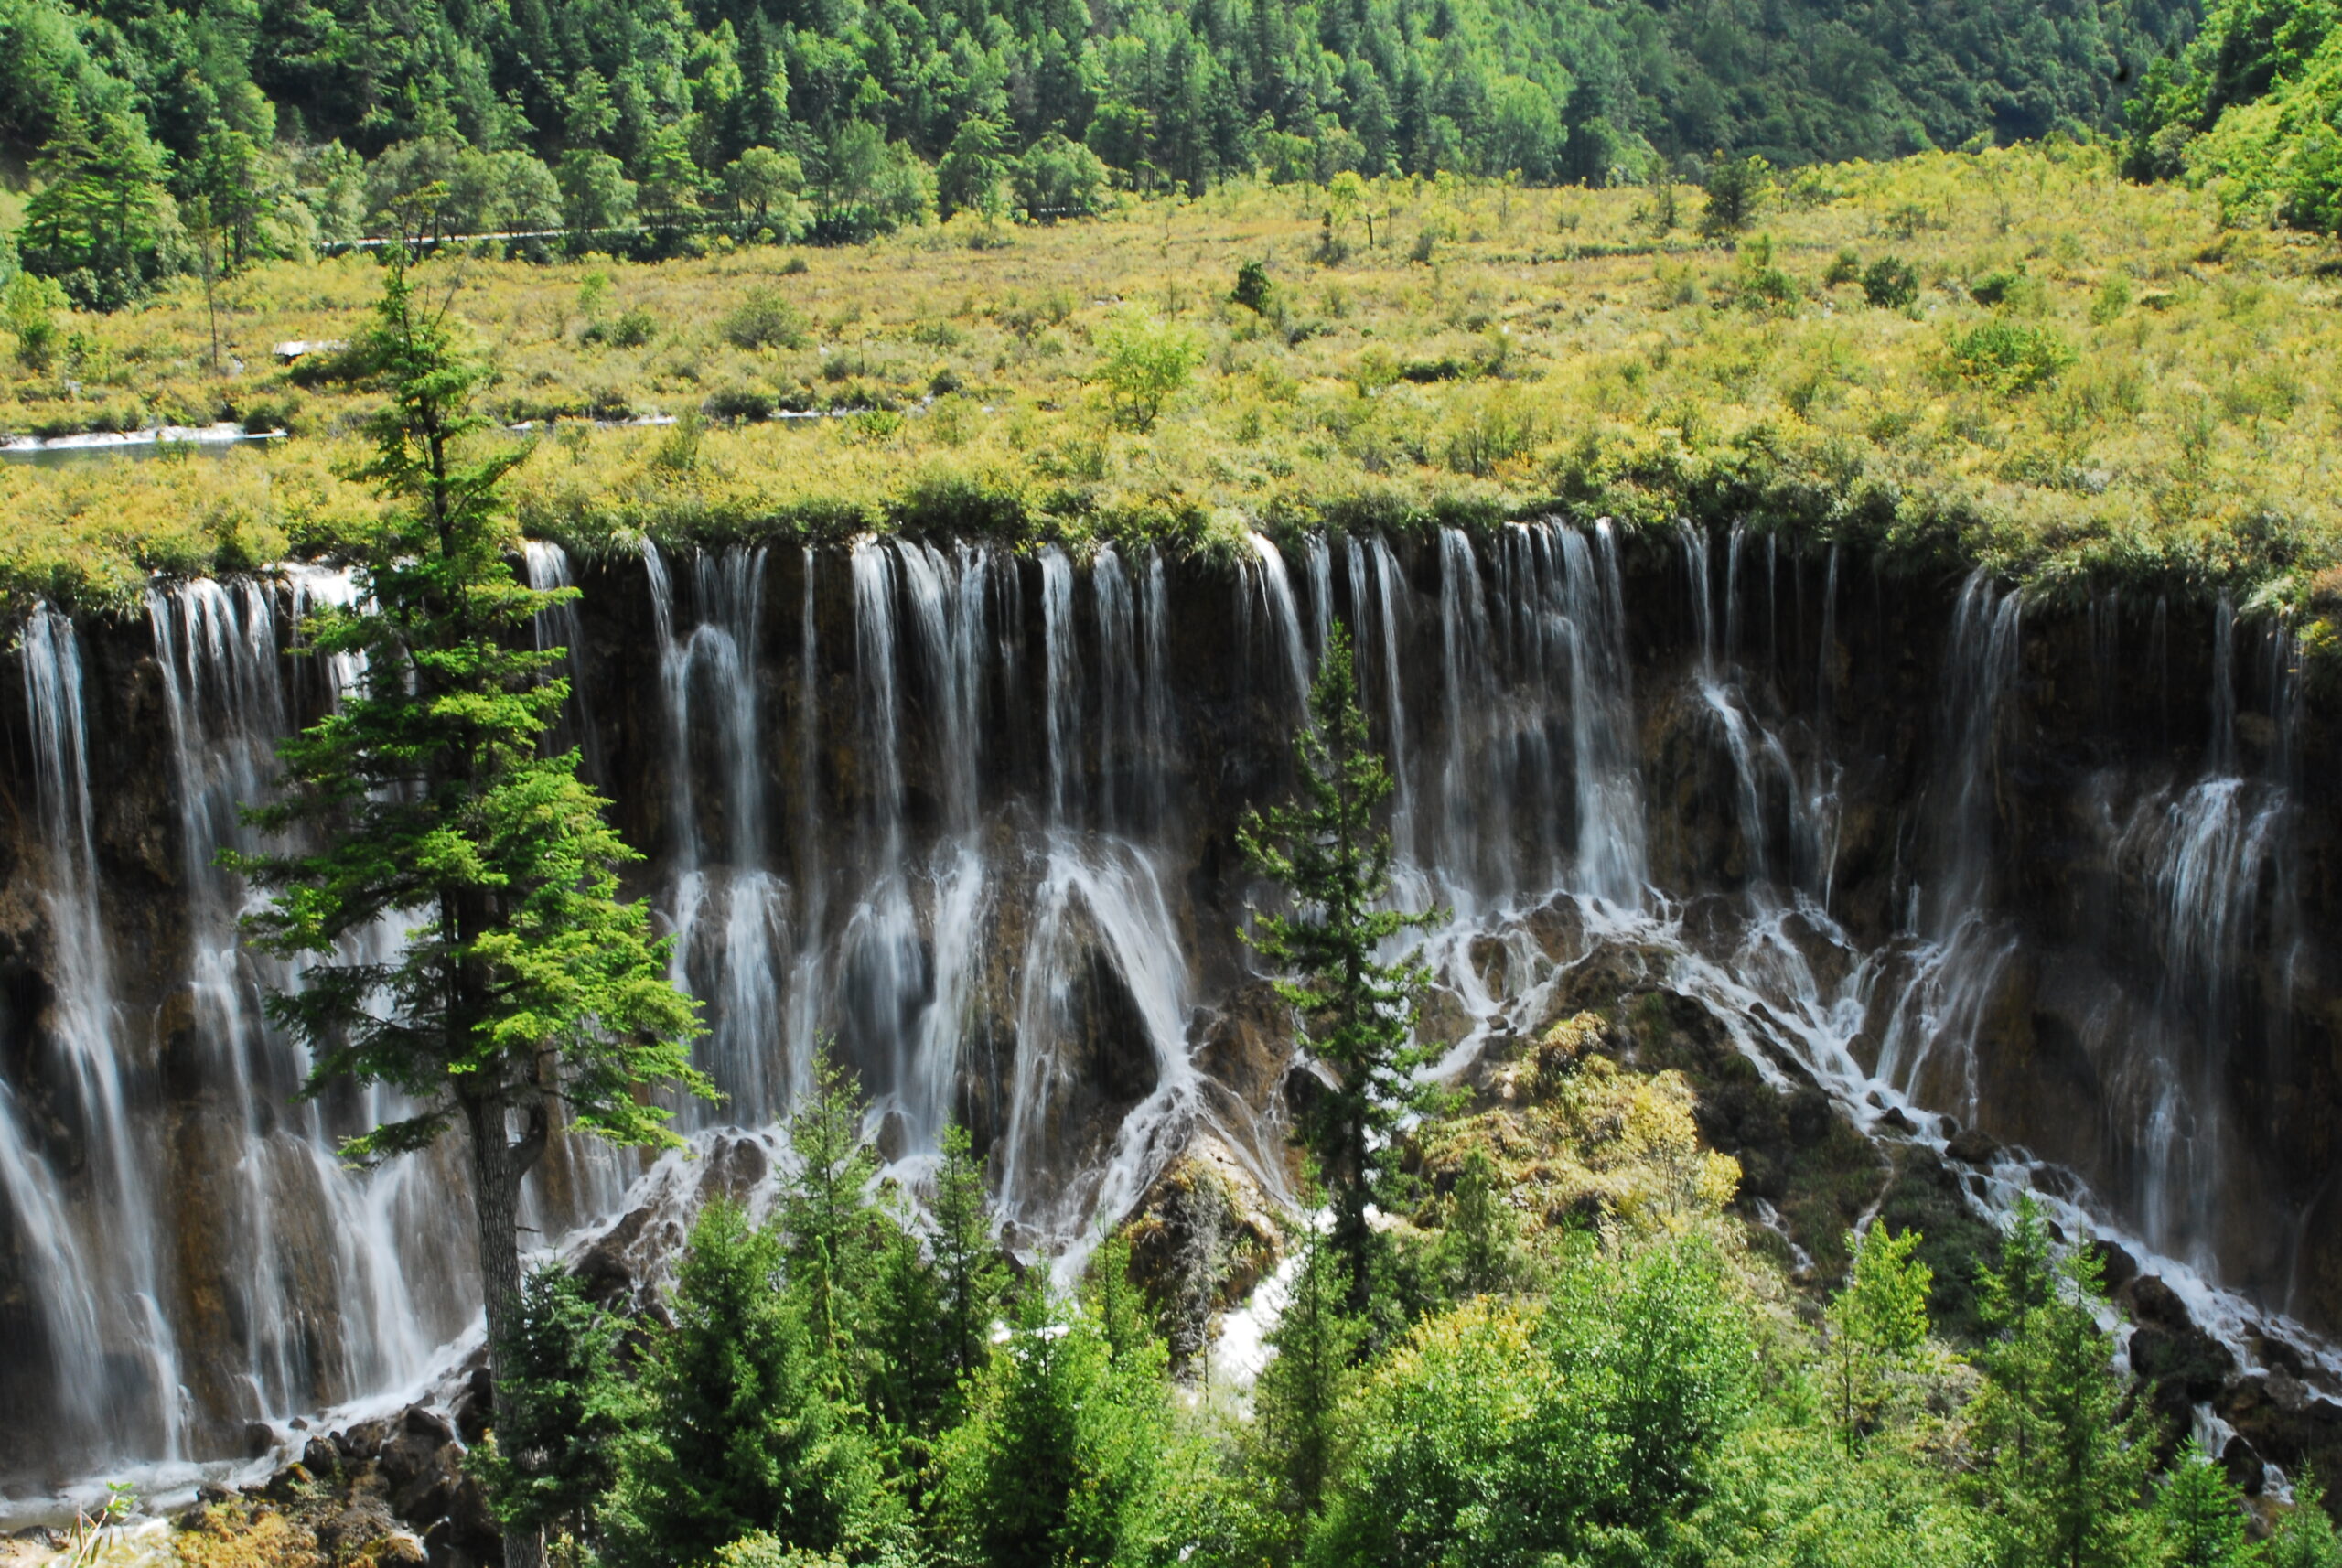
xmin=2218 ymin=1368 xmax=2342 ymax=1489
xmin=1123 ymin=1133 xmax=1283 ymax=1338
xmin=451 ymin=1368 xmax=494 ymax=1447
xmin=2120 ymin=1276 xmax=2237 ymax=1435
xmin=379 ymin=1406 xmax=462 ymax=1527
xmin=1944 ymin=1125 xmax=2002 ymax=1165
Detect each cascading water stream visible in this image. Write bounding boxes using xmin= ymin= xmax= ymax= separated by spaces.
xmin=22 ymin=606 xmax=183 ymax=1456
xmin=646 ymin=541 xmax=790 ymax=1125
xmin=7 ymin=521 xmax=2340 ymax=1503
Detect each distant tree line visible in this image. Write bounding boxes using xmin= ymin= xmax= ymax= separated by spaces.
xmin=0 ymin=0 xmax=2195 ymax=306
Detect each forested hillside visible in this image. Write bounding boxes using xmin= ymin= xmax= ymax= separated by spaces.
xmin=0 ymin=0 xmax=2192 ymax=305
xmin=2123 ymin=0 xmax=2342 ymax=230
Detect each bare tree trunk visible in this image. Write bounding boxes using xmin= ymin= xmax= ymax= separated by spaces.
xmin=466 ymin=1092 xmax=547 ymax=1568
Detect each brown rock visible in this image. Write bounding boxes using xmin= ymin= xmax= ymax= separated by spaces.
xmin=1945 ymin=1126 xmax=2002 ymax=1165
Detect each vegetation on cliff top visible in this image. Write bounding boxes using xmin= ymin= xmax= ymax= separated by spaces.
xmin=5 ymin=144 xmax=2342 ymax=623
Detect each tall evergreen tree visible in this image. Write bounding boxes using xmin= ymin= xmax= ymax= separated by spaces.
xmin=1251 ymin=1216 xmax=1366 ymax=1525
xmin=1240 ymin=620 xmax=1440 ymax=1309
xmin=472 ymin=1265 xmax=633 ymax=1564
xmin=232 ymin=257 xmax=707 ymax=1568
xmin=777 ymin=1049 xmax=887 ymax=1381
xmin=1966 ymin=1197 xmax=2158 ymax=1568
xmin=607 ymin=1200 xmax=893 ymax=1566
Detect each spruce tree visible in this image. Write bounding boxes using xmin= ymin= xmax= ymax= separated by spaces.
xmin=472 ymin=1266 xmax=632 ymax=1564
xmin=234 ymin=258 xmax=706 ymax=1568
xmin=866 ymin=1123 xmax=1009 ymax=1444
xmin=2268 ymin=1469 xmax=2342 ymax=1568
xmin=778 ymin=1050 xmax=886 ymax=1382
xmin=929 ymin=1123 xmax=1009 ymax=1397
xmin=608 ymin=1200 xmax=891 ymax=1566
xmin=1240 ymin=621 xmax=1440 ymax=1309
xmin=2154 ymin=1440 xmax=2257 ymax=1568
xmin=1432 ymin=1146 xmax=1528 ymax=1301
xmin=1968 ymin=1198 xmax=2158 ymax=1568
xmin=1251 ymin=1219 xmax=1365 ymax=1524
xmin=1825 ymin=1222 xmax=1934 ymax=1451
xmin=940 ymin=1271 xmax=1173 ymax=1568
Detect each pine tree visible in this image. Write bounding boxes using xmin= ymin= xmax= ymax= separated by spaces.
xmin=2154 ymin=1440 xmax=2257 ymax=1568
xmin=1825 ymin=1222 xmax=1934 ymax=1451
xmin=940 ymin=1272 xmax=1172 ymax=1568
xmin=1251 ymin=1218 xmax=1365 ymax=1525
xmin=1432 ymin=1146 xmax=1527 ymax=1301
xmin=2268 ymin=1469 xmax=2342 ymax=1568
xmin=1967 ymin=1198 xmax=2159 ymax=1568
xmin=472 ymin=1266 xmax=632 ymax=1564
xmin=930 ymin=1123 xmax=1008 ymax=1395
xmin=777 ymin=1049 xmax=886 ymax=1382
xmin=607 ymin=1201 xmax=892 ymax=1567
xmin=1240 ymin=621 xmax=1441 ymax=1310
xmin=234 ymin=259 xmax=706 ymax=1568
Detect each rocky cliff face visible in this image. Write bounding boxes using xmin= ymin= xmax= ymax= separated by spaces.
xmin=0 ymin=522 xmax=2336 ymax=1493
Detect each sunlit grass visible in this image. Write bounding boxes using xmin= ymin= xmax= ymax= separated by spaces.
xmin=7 ymin=143 xmax=2342 ymax=625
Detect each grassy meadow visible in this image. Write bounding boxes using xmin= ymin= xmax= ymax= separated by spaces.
xmin=5 ymin=141 xmax=2342 ymax=625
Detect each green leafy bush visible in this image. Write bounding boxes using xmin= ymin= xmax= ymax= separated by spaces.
xmin=1948 ymin=319 xmax=2075 ymax=392
xmin=722 ymin=289 xmax=810 ymax=350
xmin=1863 ymin=257 xmax=1919 ymax=308
xmin=1090 ymin=309 xmax=1203 ymax=432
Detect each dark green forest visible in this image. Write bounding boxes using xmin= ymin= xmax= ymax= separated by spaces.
xmin=0 ymin=0 xmax=2194 ymax=303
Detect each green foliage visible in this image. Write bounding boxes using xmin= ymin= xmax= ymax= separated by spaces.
xmin=1702 ymin=154 xmax=1774 ymax=237
xmin=722 ymin=288 xmax=811 ymax=351
xmin=938 ymin=120 xmax=1007 ymax=220
xmin=1230 ymin=259 xmax=1274 ymax=316
xmin=19 ymin=106 xmax=179 ymax=308
xmin=1090 ymin=309 xmax=1202 ymax=433
xmin=1306 ymin=1296 xmax=1581 ymax=1568
xmin=6 ymin=0 xmax=2188 ymax=302
xmin=1310 ymin=1237 xmax=1754 ymax=1566
xmin=1949 ymin=319 xmax=2076 ymax=392
xmin=472 ymin=1266 xmax=631 ymax=1556
xmin=2154 ymin=1441 xmax=2258 ymax=1568
xmin=557 ymin=149 xmax=638 ymax=235
xmin=2 ymin=271 xmax=67 ymax=368
xmin=1826 ymin=1223 xmax=1935 ymax=1447
xmin=1009 ymin=134 xmax=1111 ymax=221
xmin=1864 ymin=256 xmax=1921 ymax=308
xmin=1966 ymin=1199 xmax=2160 ymax=1568
xmin=607 ymin=1201 xmax=895 ymax=1567
xmin=938 ymin=1273 xmax=1176 ymax=1568
xmin=1252 ymin=1220 xmax=1368 ymax=1526
xmin=1550 ymin=1238 xmax=1757 ymax=1528
xmin=777 ymin=1051 xmax=888 ymax=1380
xmin=1431 ymin=1146 xmax=1529 ymax=1300
xmin=865 ymin=1124 xmax=1007 ymax=1445
xmin=2269 ymin=1471 xmax=2342 ymax=1568
xmin=1241 ymin=623 xmax=1442 ymax=1306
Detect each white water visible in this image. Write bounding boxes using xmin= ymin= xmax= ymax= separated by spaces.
xmin=3 ymin=524 xmax=2332 ymax=1498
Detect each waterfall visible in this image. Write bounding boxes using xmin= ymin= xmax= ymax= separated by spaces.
xmin=1563 ymin=522 xmax=1645 ymax=906
xmin=2108 ymin=614 xmax=2295 ymax=1271
xmin=11 ymin=521 xmax=2342 ymax=1498
xmin=645 ymin=542 xmax=790 ymax=1126
xmin=1245 ymin=533 xmax=1312 ymax=720
xmin=145 ymin=575 xmax=459 ymax=1446
xmin=521 ymin=540 xmax=602 ymax=779
xmin=21 ymin=607 xmax=182 ymax=1456
xmin=895 ymin=540 xmax=994 ymax=1150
